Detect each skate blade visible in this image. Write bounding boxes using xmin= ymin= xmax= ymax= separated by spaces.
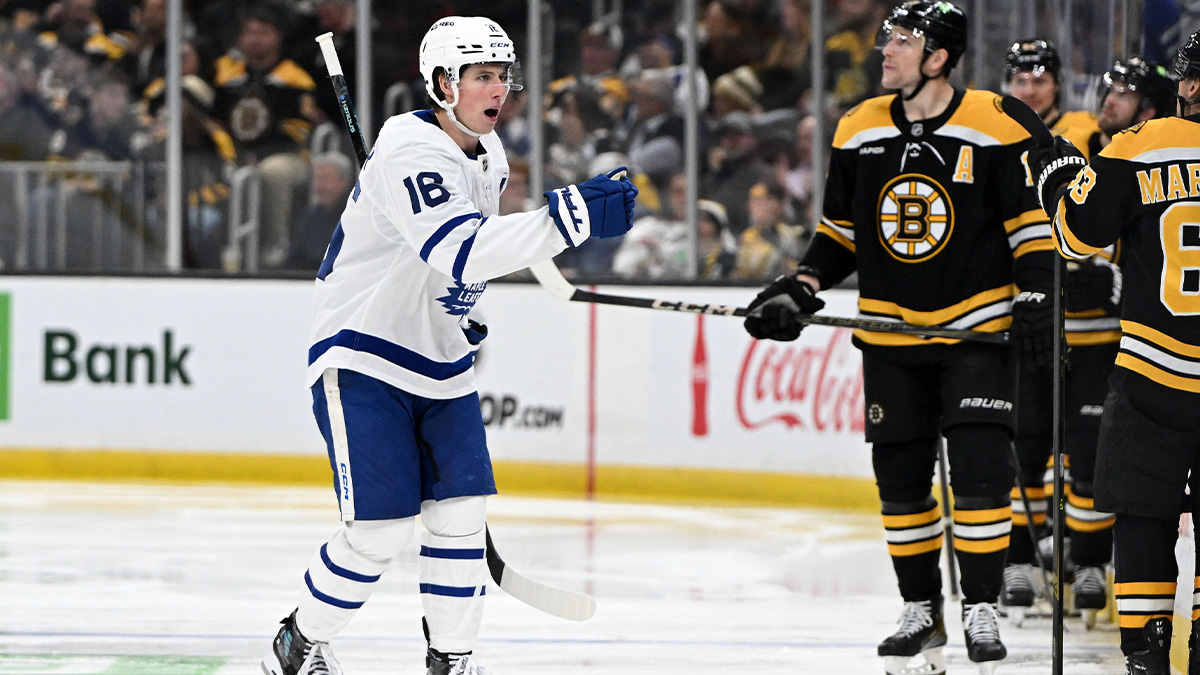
xmin=974 ymin=661 xmax=1000 ymax=675
xmin=883 ymin=647 xmax=946 ymax=675
xmin=1080 ymin=608 xmax=1098 ymax=630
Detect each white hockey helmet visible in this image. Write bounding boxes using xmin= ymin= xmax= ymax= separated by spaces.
xmin=419 ymin=16 xmax=522 ymax=105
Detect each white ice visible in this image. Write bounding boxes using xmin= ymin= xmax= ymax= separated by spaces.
xmin=0 ymin=481 xmax=1123 ymax=674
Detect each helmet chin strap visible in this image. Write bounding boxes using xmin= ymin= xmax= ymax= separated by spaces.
xmin=436 ymin=79 xmax=483 ymax=138
xmin=902 ymin=53 xmax=934 ymax=101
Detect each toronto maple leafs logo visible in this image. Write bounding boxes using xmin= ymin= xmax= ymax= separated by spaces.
xmin=437 ymin=280 xmax=487 ymax=315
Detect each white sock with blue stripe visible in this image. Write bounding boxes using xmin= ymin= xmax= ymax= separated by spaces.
xmin=420 ymin=527 xmax=488 ymax=654
xmin=297 ymin=519 xmax=414 ymax=642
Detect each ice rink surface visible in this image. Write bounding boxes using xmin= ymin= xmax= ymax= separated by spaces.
xmin=0 ymin=480 xmax=1123 ymax=674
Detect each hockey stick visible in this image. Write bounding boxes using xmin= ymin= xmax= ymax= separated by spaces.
xmin=315 ymin=33 xmax=596 ymax=622
xmin=936 ymin=440 xmax=958 ymax=600
xmin=529 ymin=260 xmax=1010 ymax=343
xmin=1000 ymin=93 xmax=1068 ymax=673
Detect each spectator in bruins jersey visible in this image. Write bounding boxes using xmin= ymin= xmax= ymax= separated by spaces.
xmin=743 ymin=3 xmax=1055 ymax=672
xmin=211 ymin=4 xmax=320 ymax=269
xmin=1031 ymin=29 xmax=1200 ymax=675
xmin=1000 ymin=50 xmax=1177 ymax=626
xmin=34 ymin=0 xmax=129 ymax=65
xmin=824 ymin=0 xmax=890 ymax=112
xmin=545 ymin=16 xmax=627 ymax=134
xmin=143 ymin=74 xmax=238 ymax=269
xmin=732 ymin=178 xmax=806 ymax=279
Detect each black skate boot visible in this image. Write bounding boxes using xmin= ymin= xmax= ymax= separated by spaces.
xmin=427 ymin=647 xmax=491 ymax=675
xmin=877 ymin=595 xmax=948 ymax=675
xmin=963 ymin=602 xmax=1006 ymax=673
xmin=1000 ymin=563 xmax=1039 ymax=626
xmin=1126 ymin=617 xmax=1171 ymax=675
xmin=261 ymin=610 xmax=342 ymax=675
xmin=1073 ymin=565 xmax=1107 ymax=629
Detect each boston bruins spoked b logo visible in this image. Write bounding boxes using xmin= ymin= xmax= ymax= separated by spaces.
xmin=877 ymin=174 xmax=955 ymax=262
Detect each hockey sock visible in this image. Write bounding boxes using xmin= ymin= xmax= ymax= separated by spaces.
xmin=1009 ymin=482 xmax=1047 ymax=565
xmin=952 ymin=493 xmax=1012 ymax=604
xmin=1066 ymin=481 xmax=1114 ymax=567
xmin=420 ymin=527 xmax=488 ymax=654
xmin=1114 ymin=513 xmax=1178 ymax=656
xmin=880 ymin=495 xmax=944 ymax=601
xmin=296 ymin=518 xmax=414 ymax=642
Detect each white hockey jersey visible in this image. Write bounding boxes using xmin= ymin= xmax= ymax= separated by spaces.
xmin=306 ymin=110 xmax=568 ymax=398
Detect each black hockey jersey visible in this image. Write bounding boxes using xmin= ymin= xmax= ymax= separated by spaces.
xmin=801 ymin=88 xmax=1053 ymax=348
xmin=1051 ymin=112 xmax=1123 ymax=347
xmin=1053 ymin=113 xmax=1200 ymax=394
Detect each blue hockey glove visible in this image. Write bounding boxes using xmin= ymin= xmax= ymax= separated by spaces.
xmin=743 ymin=275 xmax=825 ymax=342
xmin=1011 ymin=290 xmax=1055 ymax=367
xmin=546 ymin=167 xmax=639 ymax=247
xmin=1030 ymin=136 xmax=1087 ymax=215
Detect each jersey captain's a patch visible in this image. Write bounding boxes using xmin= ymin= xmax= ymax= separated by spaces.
xmin=876 ymin=174 xmax=955 ymax=262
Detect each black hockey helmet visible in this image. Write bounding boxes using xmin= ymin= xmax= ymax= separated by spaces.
xmin=1171 ymin=29 xmax=1200 ymax=81
xmin=880 ymin=1 xmax=969 ymax=70
xmin=1102 ymin=57 xmax=1176 ymax=118
xmin=1005 ymin=38 xmax=1062 ymax=81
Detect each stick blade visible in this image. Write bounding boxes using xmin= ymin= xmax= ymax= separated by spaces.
xmin=1000 ymin=94 xmax=1054 ymax=148
xmin=528 ymin=260 xmax=578 ymax=301
xmin=497 ymin=566 xmax=598 ymax=621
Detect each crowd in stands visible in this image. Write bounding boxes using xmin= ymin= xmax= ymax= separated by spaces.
xmin=0 ymin=0 xmax=1113 ymax=279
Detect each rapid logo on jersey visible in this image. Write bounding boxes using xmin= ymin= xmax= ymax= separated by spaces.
xmin=0 ymin=292 xmax=9 ymax=420
xmin=876 ymin=174 xmax=955 ymax=263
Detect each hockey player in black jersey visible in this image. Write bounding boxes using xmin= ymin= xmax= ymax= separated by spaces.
xmin=1002 ymin=52 xmax=1176 ymax=628
xmin=1032 ymin=28 xmax=1200 ymax=675
xmin=743 ymin=2 xmax=1055 ymax=673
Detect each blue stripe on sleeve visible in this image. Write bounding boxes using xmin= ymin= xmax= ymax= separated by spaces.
xmin=419 ymin=545 xmax=486 ymax=560
xmin=308 ymin=329 xmax=475 ymax=380
xmin=320 ymin=543 xmax=383 ymax=583
xmin=452 ymin=228 xmax=479 ymax=282
xmin=419 ymin=583 xmax=487 ymax=598
xmin=420 ymin=212 xmax=481 ymax=262
xmin=305 ymin=571 xmax=364 ymax=609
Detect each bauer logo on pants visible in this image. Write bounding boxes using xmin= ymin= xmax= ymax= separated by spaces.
xmin=0 ymin=292 xmax=9 ymax=420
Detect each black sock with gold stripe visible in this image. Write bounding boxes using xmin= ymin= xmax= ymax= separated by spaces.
xmin=1114 ymin=513 xmax=1179 ymax=655
xmin=881 ymin=495 xmax=943 ymax=602
xmin=952 ymin=493 xmax=1012 ymax=604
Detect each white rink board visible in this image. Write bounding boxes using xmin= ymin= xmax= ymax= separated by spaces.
xmin=0 ymin=277 xmax=873 ymax=479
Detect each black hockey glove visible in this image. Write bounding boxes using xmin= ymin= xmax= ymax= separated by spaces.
xmin=1030 ymin=136 xmax=1087 ymax=216
xmin=1065 ymin=258 xmax=1122 ymax=313
xmin=1010 ymin=290 xmax=1055 ymax=367
xmin=743 ymin=275 xmax=825 ymax=342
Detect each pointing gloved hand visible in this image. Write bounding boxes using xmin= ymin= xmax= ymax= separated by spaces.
xmin=1010 ymin=290 xmax=1055 ymax=367
xmin=743 ymin=275 xmax=825 ymax=342
xmin=546 ymin=167 xmax=639 ymax=247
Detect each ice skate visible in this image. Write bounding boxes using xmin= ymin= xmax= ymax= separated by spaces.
xmin=962 ymin=602 xmax=1006 ymax=674
xmin=877 ymin=596 xmax=947 ymax=675
xmin=999 ymin=564 xmax=1038 ymax=627
xmin=427 ymin=648 xmax=492 ymax=675
xmin=1073 ymin=565 xmax=1107 ymax=629
xmin=261 ymin=610 xmax=343 ymax=675
xmin=1124 ymin=617 xmax=1171 ymax=675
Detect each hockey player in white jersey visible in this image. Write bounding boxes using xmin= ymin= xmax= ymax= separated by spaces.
xmin=261 ymin=16 xmax=638 ymax=675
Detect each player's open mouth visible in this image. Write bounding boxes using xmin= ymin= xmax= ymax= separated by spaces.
xmin=484 ymin=108 xmax=500 ymax=120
